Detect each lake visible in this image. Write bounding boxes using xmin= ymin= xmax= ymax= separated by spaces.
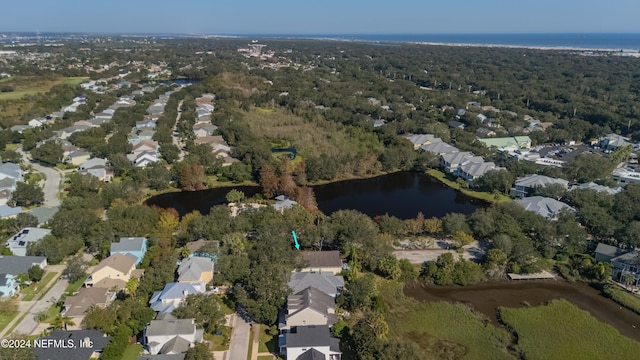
xmin=145 ymin=172 xmax=482 ymax=219
xmin=405 ymin=281 xmax=640 ymax=342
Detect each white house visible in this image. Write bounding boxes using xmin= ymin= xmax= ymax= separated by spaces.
xmin=143 ymin=319 xmax=204 ymax=355
xmin=281 ymin=325 xmax=341 ymax=360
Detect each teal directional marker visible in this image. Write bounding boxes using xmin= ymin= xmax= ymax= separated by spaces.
xmin=292 ymin=230 xmax=300 ymax=250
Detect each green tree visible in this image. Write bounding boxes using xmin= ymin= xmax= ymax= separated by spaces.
xmin=376 ymin=255 xmax=401 ymax=280
xmin=31 ymin=140 xmax=63 ymax=165
xmin=0 ymin=333 xmax=37 ymax=360
xmin=63 ymin=254 xmax=89 ymax=283
xmin=11 ymin=182 xmax=44 ymax=206
xmin=442 ymin=213 xmax=470 ymax=235
xmin=173 ymin=294 xmax=225 ymax=334
xmin=185 ymin=342 xmax=213 ymax=360
xmin=225 ymin=189 xmax=245 ymax=203
xmin=477 ymin=169 xmax=514 ymax=194
xmin=27 ymin=265 xmax=44 ymax=282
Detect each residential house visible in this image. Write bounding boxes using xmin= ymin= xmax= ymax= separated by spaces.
xmin=479 ymin=136 xmax=532 ymax=150
xmin=55 ymin=125 xmax=91 ymax=139
xmin=66 ymin=151 xmax=91 ymax=166
xmin=0 ymin=162 xmax=23 ymax=188
xmin=129 ymin=152 xmax=161 ymax=168
xmin=136 ymin=120 xmax=157 ymax=129
xmin=281 ymin=325 xmax=341 ymax=360
xmin=79 ymin=158 xmax=112 ymax=182
xmin=0 ymin=204 xmax=22 ymax=219
xmin=476 ymin=127 xmax=496 ymax=138
xmin=274 ymin=195 xmax=298 ymax=212
xmin=149 ymin=282 xmax=207 ymax=315
xmin=62 ymin=287 xmax=116 ymax=329
xmin=0 ymin=255 xmax=47 ymax=276
xmin=0 ymin=274 xmax=18 ymax=298
xmin=84 ymin=253 xmax=139 ymax=290
xmin=448 ymin=120 xmax=466 ymax=129
xmin=110 ymin=237 xmax=148 ymax=265
xmin=0 ymin=188 xmax=11 ymax=206
xmin=177 ymin=257 xmax=213 ymax=283
xmin=572 ymin=182 xmax=622 ymax=195
xmin=403 ymin=134 xmax=441 ymax=150
xmin=457 ymin=109 xmax=466 ymax=117
xmin=27 ymin=206 xmax=59 ymax=225
xmin=129 ymin=129 xmax=156 ymax=144
xmin=476 ymin=114 xmax=488 ymax=123
xmin=514 ymin=196 xmax=574 ymax=219
xmin=193 ymin=135 xmax=226 ymax=146
xmin=419 ymin=142 xmax=459 ymax=156
xmin=373 ymin=119 xmax=385 ymax=128
xmin=466 ymin=101 xmax=481 ymax=109
xmin=192 ymin=124 xmax=218 ymax=138
xmin=279 ymin=287 xmax=338 ymax=331
xmin=5 ymin=228 xmax=52 ymax=256
xmin=594 ymin=243 xmax=626 ymax=263
xmin=441 ymin=152 xmax=483 ymax=174
xmin=296 ymin=251 xmax=343 ymax=274
xmin=510 ymin=174 xmax=569 ymax=198
xmin=148 ymin=102 xmax=166 ymax=115
xmin=611 ymin=250 xmax=640 ymax=285
xmin=10 ymin=125 xmax=30 ymax=133
xmin=138 ymin=355 xmax=186 ymax=360
xmin=143 ymin=319 xmax=204 ymax=355
xmin=28 ymin=118 xmax=46 ymax=128
xmin=131 ymin=140 xmax=159 ymax=155
xmin=599 ymin=133 xmax=632 ymax=151
xmin=457 ymin=162 xmax=500 ymax=185
xmin=35 ymin=330 xmax=111 ymax=360
xmin=289 ymin=272 xmax=344 ymax=298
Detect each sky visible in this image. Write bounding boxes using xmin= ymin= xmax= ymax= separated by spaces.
xmin=2 ymin=0 xmax=639 ymax=35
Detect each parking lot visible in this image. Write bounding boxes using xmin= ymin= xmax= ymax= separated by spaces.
xmin=536 ymin=143 xmax=605 ymax=163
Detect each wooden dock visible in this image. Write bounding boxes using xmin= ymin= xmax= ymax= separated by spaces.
xmin=508 ymin=270 xmax=556 ymax=280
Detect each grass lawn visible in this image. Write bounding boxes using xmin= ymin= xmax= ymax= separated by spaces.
xmin=247 ymin=328 xmax=254 ymax=360
xmin=426 ymin=169 xmax=512 ymax=203
xmin=65 ymin=274 xmax=88 ymax=294
xmin=603 ymin=283 xmax=640 ymax=315
xmin=21 ymin=272 xmax=58 ymax=301
xmin=220 ymin=295 xmax=235 ymax=315
xmin=0 ymin=311 xmax=18 ymax=333
xmin=499 ymin=299 xmax=640 ymax=360
xmin=204 ymin=326 xmax=232 ymax=351
xmin=0 ymin=76 xmax=88 ymax=101
xmin=5 ymin=143 xmax=19 ymax=151
xmin=258 ymin=325 xmax=279 ymax=353
xmin=119 ymin=343 xmax=143 ymax=360
xmin=380 ymin=281 xmax=513 ymax=360
xmin=258 ymin=356 xmax=274 ymax=360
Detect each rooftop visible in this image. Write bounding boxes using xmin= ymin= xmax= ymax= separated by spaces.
xmin=177 ymin=257 xmax=213 ymax=282
xmin=145 ymin=319 xmax=196 ymax=337
xmin=35 ymin=330 xmax=111 ymax=360
xmin=299 ymin=251 xmax=342 ymax=268
xmin=111 ymin=237 xmax=147 ymax=253
xmin=91 ymin=253 xmax=136 ymax=275
xmin=289 ymin=272 xmax=344 ymax=297
xmin=515 ymin=196 xmax=574 ymax=219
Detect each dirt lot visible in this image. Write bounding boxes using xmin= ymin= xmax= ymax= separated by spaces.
xmin=393 ymin=240 xmax=488 ymax=264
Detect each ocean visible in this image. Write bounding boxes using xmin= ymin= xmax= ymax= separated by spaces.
xmin=241 ymin=33 xmax=640 ymax=50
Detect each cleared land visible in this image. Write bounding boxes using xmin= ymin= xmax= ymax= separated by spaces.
xmin=245 ymin=107 xmax=382 ymax=158
xmin=499 ymin=299 xmax=640 ymax=360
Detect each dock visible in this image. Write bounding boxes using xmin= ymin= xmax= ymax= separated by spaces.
xmin=507 ymin=270 xmax=556 ymax=280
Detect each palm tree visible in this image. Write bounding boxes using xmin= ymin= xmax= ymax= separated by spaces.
xmin=367 ymin=312 xmax=389 ymax=341
xmin=51 ymin=314 xmax=75 ymax=331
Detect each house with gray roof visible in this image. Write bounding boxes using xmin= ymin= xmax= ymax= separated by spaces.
xmin=441 ymin=152 xmax=483 ymax=174
xmin=149 ymin=282 xmax=206 ymax=315
xmin=27 ymin=206 xmax=59 ymax=225
xmin=457 ymin=161 xmax=501 ymax=185
xmin=281 ymin=325 xmax=341 ymax=360
xmin=177 ymin=257 xmax=213 ymax=283
xmin=10 ymin=125 xmax=30 ymax=133
xmin=595 ymin=243 xmax=626 ymax=263
xmin=297 ymin=251 xmax=343 ymax=274
xmin=0 ymin=204 xmax=22 ymax=218
xmin=279 ymin=287 xmax=338 ymax=331
xmin=0 ymin=255 xmax=47 ymax=276
xmin=611 ymin=250 xmax=640 ymax=286
xmin=514 ymin=196 xmax=574 ymax=220
xmin=510 ymin=174 xmax=569 ymax=198
xmin=289 ymin=272 xmax=344 ymax=298
xmin=0 ymin=162 xmax=23 ymax=186
xmin=420 ymin=142 xmax=459 ymax=156
xmin=274 ymin=195 xmax=298 ymax=212
xmin=403 ymin=134 xmax=441 ymax=150
xmin=62 ymin=287 xmax=116 ymax=327
xmin=599 ymin=133 xmax=632 ymax=151
xmin=35 ymin=330 xmax=111 ymax=360
xmin=143 ymin=318 xmax=203 ymax=355
xmin=572 ymin=182 xmax=622 ymax=195
xmin=5 ymin=227 xmax=52 ymax=256
xmin=111 ymin=237 xmax=148 ymax=265
xmin=0 ymin=273 xmax=18 ymax=298
xmin=138 ymin=355 xmax=186 ymax=360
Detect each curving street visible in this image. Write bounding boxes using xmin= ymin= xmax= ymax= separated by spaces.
xmin=16 ymin=147 xmax=61 ymax=207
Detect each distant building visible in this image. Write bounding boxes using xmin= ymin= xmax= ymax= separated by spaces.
xmin=479 ymin=136 xmax=532 ymax=150
xmin=515 ymin=196 xmax=574 ymax=219
xmin=510 ymin=175 xmax=569 ymax=198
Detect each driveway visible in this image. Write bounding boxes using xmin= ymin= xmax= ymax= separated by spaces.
xmin=227 ymin=314 xmax=251 ymax=360
xmin=17 ymin=147 xmax=61 ymax=207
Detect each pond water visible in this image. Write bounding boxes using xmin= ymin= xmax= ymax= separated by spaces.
xmin=404 ymin=281 xmax=640 ymax=342
xmin=144 ymin=172 xmax=482 ymax=219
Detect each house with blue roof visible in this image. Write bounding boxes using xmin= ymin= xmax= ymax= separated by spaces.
xmin=110 ymin=237 xmax=148 ymax=265
xmin=0 ymin=204 xmax=22 ymax=219
xmin=149 ymin=282 xmax=206 ymax=315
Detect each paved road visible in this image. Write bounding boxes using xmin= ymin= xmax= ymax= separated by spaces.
xmin=172 ymin=99 xmax=185 ymax=161
xmin=0 ymin=271 xmax=69 ymax=338
xmin=228 ymin=314 xmax=251 ymax=360
xmin=17 ymin=147 xmax=61 ymax=207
